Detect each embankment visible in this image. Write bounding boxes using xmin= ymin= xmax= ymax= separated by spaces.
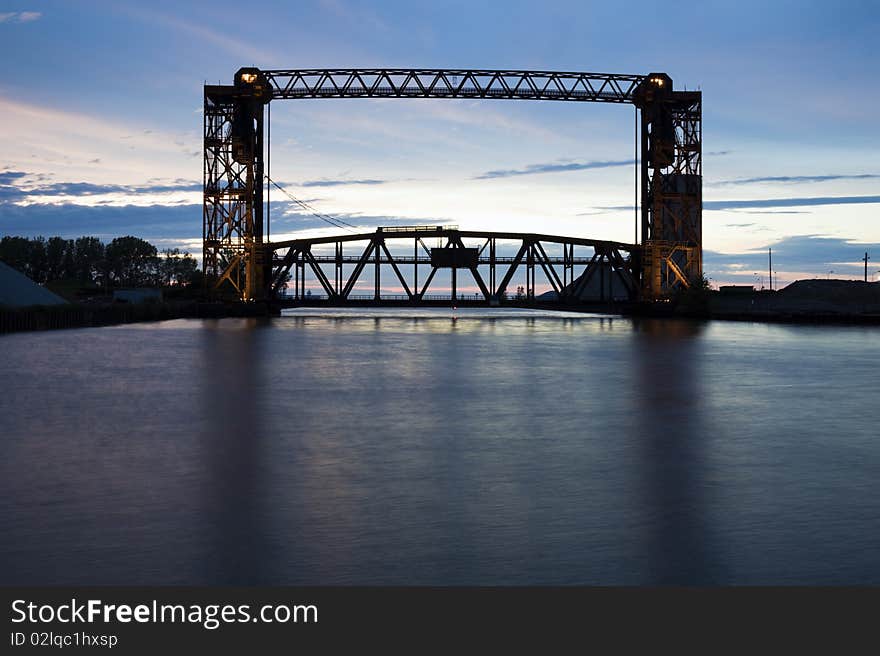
xmin=0 ymin=301 xmax=276 ymax=334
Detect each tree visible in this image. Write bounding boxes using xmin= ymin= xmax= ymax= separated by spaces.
xmin=73 ymin=236 xmax=105 ymax=285
xmin=28 ymin=236 xmax=47 ymax=283
xmin=61 ymin=239 xmax=76 ymax=281
xmin=46 ymin=236 xmax=72 ymax=281
xmin=276 ymin=270 xmax=291 ymax=291
xmin=0 ymin=236 xmax=33 ymax=276
xmin=105 ymin=236 xmax=158 ymax=287
xmin=1 ymin=234 xmax=204 ymax=292
xmin=159 ymin=248 xmax=199 ymax=286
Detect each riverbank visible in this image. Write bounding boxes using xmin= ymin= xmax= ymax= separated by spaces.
xmin=703 ymin=279 xmax=880 ymax=324
xmin=0 ymin=300 xmax=275 ymax=334
xmin=4 ymin=279 xmax=879 ymax=333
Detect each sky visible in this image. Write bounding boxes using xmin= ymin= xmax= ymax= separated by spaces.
xmin=1 ymin=0 xmax=878 ymax=286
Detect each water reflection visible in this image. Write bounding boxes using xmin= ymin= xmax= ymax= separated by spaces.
xmin=633 ymin=319 xmax=721 ymax=583
xmin=199 ymin=319 xmax=270 ymax=583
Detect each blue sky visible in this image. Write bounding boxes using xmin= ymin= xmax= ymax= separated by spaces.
xmin=1 ymin=0 xmax=878 ymax=285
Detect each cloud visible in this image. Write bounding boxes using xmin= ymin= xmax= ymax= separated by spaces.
xmin=594 ymin=195 xmax=880 ymax=212
xmin=318 ymin=0 xmax=388 ymax=31
xmin=0 ymin=193 xmax=453 ymax=248
xmin=299 ymin=178 xmax=389 ymax=188
xmin=0 ymin=11 xmax=41 ymax=23
xmin=474 ymin=159 xmax=634 ymax=180
xmin=730 ymin=210 xmax=809 ymax=215
xmin=706 ymin=196 xmax=880 ymax=210
xmin=705 ymin=150 xmax=732 ymax=157
xmin=710 ymin=173 xmax=880 ymax=186
xmin=0 ymin=97 xmax=200 ymax=181
xmin=121 ymin=7 xmax=276 ymax=64
xmin=0 ymin=203 xmax=201 ymax=243
xmin=704 ymin=235 xmax=880 ymax=276
xmin=0 ymin=172 xmax=203 ymax=204
xmin=275 ymin=204 xmax=453 ymax=232
xmin=0 ymin=170 xmax=29 ymax=185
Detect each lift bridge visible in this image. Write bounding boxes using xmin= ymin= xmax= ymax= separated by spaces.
xmin=203 ymin=68 xmax=701 ymax=304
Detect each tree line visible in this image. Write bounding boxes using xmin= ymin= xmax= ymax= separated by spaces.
xmin=0 ymin=235 xmax=202 ymax=288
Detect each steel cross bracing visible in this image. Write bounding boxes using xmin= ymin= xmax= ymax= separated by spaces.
xmin=262 ymin=69 xmax=645 ymax=103
xmin=269 ymin=227 xmax=638 ymax=305
xmin=202 ymin=67 xmax=702 ymax=302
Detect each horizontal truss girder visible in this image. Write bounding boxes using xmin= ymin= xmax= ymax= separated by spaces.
xmin=263 ymin=69 xmax=645 ymax=104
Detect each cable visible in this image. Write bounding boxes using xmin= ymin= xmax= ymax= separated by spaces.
xmin=634 ymin=104 xmax=638 ymax=245
xmin=267 ymin=102 xmax=270 ymax=242
xmin=266 ymin=175 xmax=361 ymax=233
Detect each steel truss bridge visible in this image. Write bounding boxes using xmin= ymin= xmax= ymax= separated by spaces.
xmin=271 ymin=226 xmax=637 ymax=306
xmin=203 ymin=68 xmax=702 ymax=304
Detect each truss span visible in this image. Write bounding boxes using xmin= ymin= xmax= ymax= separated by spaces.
xmin=270 ymin=227 xmax=639 ymax=306
xmin=263 ymin=69 xmax=645 ymax=103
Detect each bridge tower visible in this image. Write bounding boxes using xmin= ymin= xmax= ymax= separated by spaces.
xmin=202 ymin=69 xmax=271 ymax=300
xmin=202 ymin=68 xmax=701 ymax=302
xmin=634 ymin=74 xmax=703 ymax=298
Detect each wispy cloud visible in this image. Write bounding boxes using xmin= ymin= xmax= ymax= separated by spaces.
xmin=0 ymin=171 xmax=201 ymax=204
xmin=299 ymin=178 xmax=389 ymax=188
xmin=710 ymin=173 xmax=880 ymax=186
xmin=0 ymin=97 xmax=200 ymax=180
xmin=594 ymin=195 xmax=880 ymax=212
xmin=272 ymin=205 xmax=453 ymax=234
xmin=706 ymin=196 xmax=880 ymax=210
xmin=0 ymin=170 xmax=29 ymax=185
xmin=120 ymin=7 xmax=275 ymax=63
xmin=318 ymin=0 xmax=388 ymax=31
xmin=730 ymin=210 xmax=809 ymax=215
xmin=474 ymin=159 xmax=634 ymax=180
xmin=0 ymin=203 xmax=201 ymax=243
xmin=704 ymin=235 xmax=880 ymax=276
xmin=0 ymin=11 xmax=41 ymax=23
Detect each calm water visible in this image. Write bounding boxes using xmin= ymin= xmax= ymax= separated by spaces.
xmin=1 ymin=308 xmax=878 ymax=585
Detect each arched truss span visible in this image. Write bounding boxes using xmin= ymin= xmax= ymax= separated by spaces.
xmin=270 ymin=227 xmax=640 ymax=305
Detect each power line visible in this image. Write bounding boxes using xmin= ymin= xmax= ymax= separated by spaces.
xmin=265 ymin=175 xmax=360 ymax=233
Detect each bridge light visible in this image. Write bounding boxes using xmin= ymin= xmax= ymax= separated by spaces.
xmin=241 ymin=72 xmax=257 ymax=84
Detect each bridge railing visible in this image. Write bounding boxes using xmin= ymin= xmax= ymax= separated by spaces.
xmin=377 ymin=225 xmax=458 ymax=233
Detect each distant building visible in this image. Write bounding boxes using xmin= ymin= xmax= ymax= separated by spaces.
xmin=0 ymin=261 xmax=68 ymax=307
xmin=113 ymin=288 xmax=163 ymax=304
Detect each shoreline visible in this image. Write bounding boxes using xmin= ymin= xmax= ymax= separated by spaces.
xmin=3 ymin=298 xmax=879 ymax=334
xmin=0 ymin=301 xmax=274 ymax=334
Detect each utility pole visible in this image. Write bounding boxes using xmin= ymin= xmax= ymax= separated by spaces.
xmin=865 ymin=252 xmax=870 ymax=283
xmin=769 ymin=247 xmax=773 ymax=291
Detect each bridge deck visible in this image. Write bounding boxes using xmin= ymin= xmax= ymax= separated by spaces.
xmin=273 ymin=256 xmax=600 ymax=265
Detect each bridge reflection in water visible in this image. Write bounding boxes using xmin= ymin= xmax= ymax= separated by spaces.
xmin=269 ymin=226 xmax=639 ymax=307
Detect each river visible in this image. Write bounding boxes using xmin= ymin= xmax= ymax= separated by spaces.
xmin=1 ymin=308 xmax=878 ymax=584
